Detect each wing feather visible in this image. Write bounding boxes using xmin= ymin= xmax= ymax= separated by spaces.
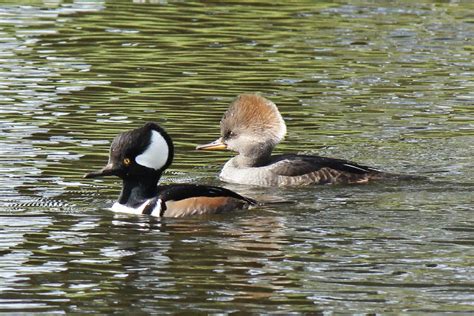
xmin=267 ymin=154 xmax=378 ymax=177
xmin=157 ymin=184 xmax=257 ymax=205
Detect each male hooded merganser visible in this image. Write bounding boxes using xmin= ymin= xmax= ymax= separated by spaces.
xmin=84 ymin=122 xmax=256 ymax=217
xmin=197 ymin=94 xmax=421 ymax=186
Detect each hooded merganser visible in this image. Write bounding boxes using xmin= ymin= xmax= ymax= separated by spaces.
xmin=197 ymin=94 xmax=421 ymax=186
xmin=84 ymin=122 xmax=256 ymax=217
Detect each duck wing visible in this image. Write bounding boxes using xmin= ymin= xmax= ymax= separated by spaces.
xmin=157 ymin=184 xmax=257 ymax=205
xmin=141 ymin=184 xmax=256 ymax=217
xmin=267 ymin=154 xmax=380 ymax=177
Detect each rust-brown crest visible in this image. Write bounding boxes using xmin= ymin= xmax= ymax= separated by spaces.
xmin=220 ymin=94 xmax=287 ymax=142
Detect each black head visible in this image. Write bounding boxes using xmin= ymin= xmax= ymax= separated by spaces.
xmin=84 ymin=122 xmax=174 ymax=180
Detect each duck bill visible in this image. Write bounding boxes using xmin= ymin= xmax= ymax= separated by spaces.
xmin=196 ymin=138 xmax=227 ymax=151
xmin=83 ymin=163 xmax=120 ymax=179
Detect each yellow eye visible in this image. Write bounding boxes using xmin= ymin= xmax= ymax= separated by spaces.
xmin=123 ymin=158 xmax=131 ymax=166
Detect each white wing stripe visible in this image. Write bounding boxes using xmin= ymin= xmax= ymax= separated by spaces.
xmin=343 ymin=163 xmax=367 ymax=172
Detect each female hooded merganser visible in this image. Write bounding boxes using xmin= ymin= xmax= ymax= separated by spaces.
xmin=84 ymin=122 xmax=256 ymax=217
xmin=197 ymin=94 xmax=421 ymax=186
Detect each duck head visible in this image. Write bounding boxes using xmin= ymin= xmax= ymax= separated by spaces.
xmin=84 ymin=122 xmax=174 ymax=181
xmin=197 ymin=94 xmax=286 ymax=166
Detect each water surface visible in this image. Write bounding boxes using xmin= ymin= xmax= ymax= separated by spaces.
xmin=1 ymin=1 xmax=473 ymax=313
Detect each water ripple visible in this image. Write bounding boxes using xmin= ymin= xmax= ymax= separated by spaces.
xmin=0 ymin=1 xmax=473 ymax=314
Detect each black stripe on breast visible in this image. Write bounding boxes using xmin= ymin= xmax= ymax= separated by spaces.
xmin=141 ymin=197 xmax=167 ymax=216
xmin=142 ymin=197 xmax=166 ymax=217
xmin=142 ymin=198 xmax=157 ymax=215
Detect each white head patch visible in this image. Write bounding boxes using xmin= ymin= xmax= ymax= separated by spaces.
xmin=135 ymin=130 xmax=169 ymax=170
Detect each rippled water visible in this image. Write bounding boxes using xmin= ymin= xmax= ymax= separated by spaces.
xmin=1 ymin=1 xmax=473 ymax=313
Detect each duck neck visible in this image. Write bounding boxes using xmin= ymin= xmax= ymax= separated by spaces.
xmin=118 ymin=172 xmax=161 ymax=207
xmin=234 ymin=144 xmax=273 ymax=168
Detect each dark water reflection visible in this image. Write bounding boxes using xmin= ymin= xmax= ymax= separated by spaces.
xmin=1 ymin=0 xmax=473 ymax=313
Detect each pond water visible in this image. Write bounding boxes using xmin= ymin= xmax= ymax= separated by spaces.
xmin=1 ymin=0 xmax=473 ymax=314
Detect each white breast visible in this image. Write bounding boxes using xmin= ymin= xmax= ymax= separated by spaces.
xmin=219 ymin=158 xmax=278 ymax=186
xmin=111 ymin=199 xmax=162 ymax=217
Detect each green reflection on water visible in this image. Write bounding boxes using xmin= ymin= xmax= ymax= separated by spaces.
xmin=1 ymin=0 xmax=473 ymax=314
